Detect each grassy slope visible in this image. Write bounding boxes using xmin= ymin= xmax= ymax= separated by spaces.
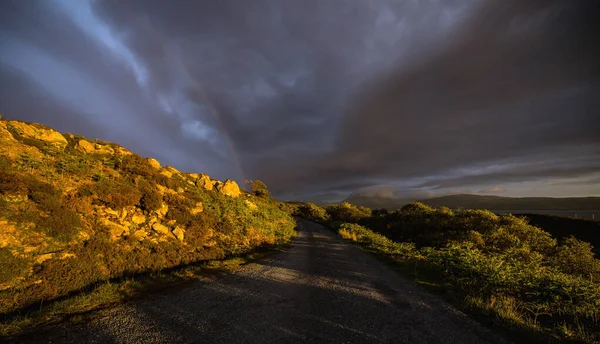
xmin=295 ymin=202 xmax=600 ymax=343
xmin=0 ymin=119 xmax=296 ymax=336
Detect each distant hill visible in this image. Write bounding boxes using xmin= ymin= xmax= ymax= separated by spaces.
xmin=344 ymin=193 xmax=600 ymax=211
xmin=343 ymin=194 xmax=415 ymax=210
xmin=420 ymin=194 xmax=600 ymax=210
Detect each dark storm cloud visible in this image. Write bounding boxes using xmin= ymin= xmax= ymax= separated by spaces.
xmin=1 ymin=0 xmax=599 ymax=200
xmin=253 ymin=0 xmax=600 ymax=197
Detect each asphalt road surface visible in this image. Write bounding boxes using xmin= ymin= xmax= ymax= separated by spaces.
xmin=15 ymin=220 xmax=509 ymax=344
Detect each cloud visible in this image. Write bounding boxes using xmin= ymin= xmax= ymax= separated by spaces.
xmin=478 ymin=187 xmax=506 ymax=194
xmin=1 ymin=0 xmax=599 ymax=200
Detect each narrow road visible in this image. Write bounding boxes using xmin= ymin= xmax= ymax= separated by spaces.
xmin=18 ymin=221 xmax=509 ymax=344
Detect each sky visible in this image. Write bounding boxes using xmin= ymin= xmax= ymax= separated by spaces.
xmin=1 ymin=0 xmax=599 ymax=202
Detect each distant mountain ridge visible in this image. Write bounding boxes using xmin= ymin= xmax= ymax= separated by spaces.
xmin=345 ymin=193 xmax=600 ymax=210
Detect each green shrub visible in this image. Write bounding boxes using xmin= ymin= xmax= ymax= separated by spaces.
xmin=550 ymin=236 xmax=600 ymax=280
xmin=36 ymin=206 xmax=81 ymax=241
xmin=114 ymin=153 xmax=155 ymax=178
xmin=140 ymin=189 xmax=162 ymax=213
xmin=77 ymin=180 xmax=142 ymax=209
xmin=296 ymin=202 xmax=329 ymax=222
xmin=326 ymin=202 xmax=371 ymax=223
xmin=250 ymin=180 xmax=271 ymax=198
xmin=164 ymin=193 xmax=195 ymax=224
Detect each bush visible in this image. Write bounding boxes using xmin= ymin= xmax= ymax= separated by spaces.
xmin=78 ymin=180 xmax=142 ymax=209
xmin=36 ymin=206 xmax=81 ymax=241
xmin=250 ymin=180 xmax=271 ymax=198
xmin=140 ymin=189 xmax=162 ymax=213
xmin=296 ymin=202 xmax=329 ymax=222
xmin=326 ymin=202 xmax=371 ymax=223
xmin=550 ymin=236 xmax=600 ymax=280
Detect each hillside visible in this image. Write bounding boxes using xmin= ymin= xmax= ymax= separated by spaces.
xmin=345 ymin=193 xmax=600 ymax=211
xmin=0 ymin=119 xmax=295 ymax=315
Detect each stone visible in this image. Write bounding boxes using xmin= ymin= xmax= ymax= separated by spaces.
xmin=120 ymin=209 xmax=128 ymax=221
xmin=196 ymin=174 xmax=213 ymax=190
xmin=172 ymin=226 xmax=185 ymax=241
xmin=167 ymin=219 xmax=177 ymax=226
xmin=116 ymin=147 xmax=132 ymax=156
xmin=6 ymin=121 xmax=68 ymax=149
xmin=156 ymin=203 xmax=169 ymax=217
xmin=190 ymin=202 xmax=203 ymax=215
xmin=165 ymin=165 xmax=180 ymax=175
xmin=216 ymin=179 xmax=241 ymax=198
xmin=176 ymin=187 xmax=184 ymax=193
xmin=147 ymin=158 xmax=161 ymax=169
xmin=74 ymin=139 xmax=115 ymax=155
xmin=133 ymin=229 xmax=148 ymax=240
xmin=35 ymin=253 xmax=54 ymax=264
xmin=104 ymin=208 xmax=118 ymax=216
xmin=75 ymin=140 xmax=95 ymax=153
xmin=160 ymin=170 xmax=173 ymax=178
xmin=244 ymin=200 xmax=257 ymax=210
xmin=152 ymin=223 xmax=170 ymax=235
xmin=101 ymin=219 xmax=129 ymax=241
xmin=131 ymin=214 xmax=146 ymax=225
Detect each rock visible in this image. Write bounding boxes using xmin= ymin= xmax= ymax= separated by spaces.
xmin=176 ymin=187 xmax=184 ymax=193
xmin=160 ymin=170 xmax=173 ymax=178
xmin=244 ymin=200 xmax=257 ymax=210
xmin=116 ymin=147 xmax=132 ymax=156
xmin=148 ymin=216 xmax=158 ymax=225
xmin=131 ymin=214 xmax=146 ymax=225
xmin=120 ymin=209 xmax=128 ymax=221
xmin=216 ymin=179 xmax=241 ymax=198
xmin=167 ymin=219 xmax=177 ymax=226
xmin=156 ymin=203 xmax=169 ymax=217
xmin=152 ymin=223 xmax=170 ymax=235
xmin=172 ymin=226 xmax=185 ymax=241
xmin=190 ymin=202 xmax=203 ymax=215
xmin=101 ymin=219 xmax=129 ymax=241
xmin=147 ymin=158 xmax=161 ymax=169
xmin=35 ymin=253 xmax=54 ymax=264
xmin=196 ymin=174 xmax=213 ymax=190
xmin=6 ymin=121 xmax=68 ymax=149
xmin=74 ymin=139 xmax=115 ymax=155
xmin=104 ymin=208 xmax=118 ymax=216
xmin=133 ymin=229 xmax=148 ymax=240
xmin=75 ymin=140 xmax=95 ymax=153
xmin=165 ymin=166 xmax=180 ymax=175
xmin=60 ymin=252 xmax=76 ymax=259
